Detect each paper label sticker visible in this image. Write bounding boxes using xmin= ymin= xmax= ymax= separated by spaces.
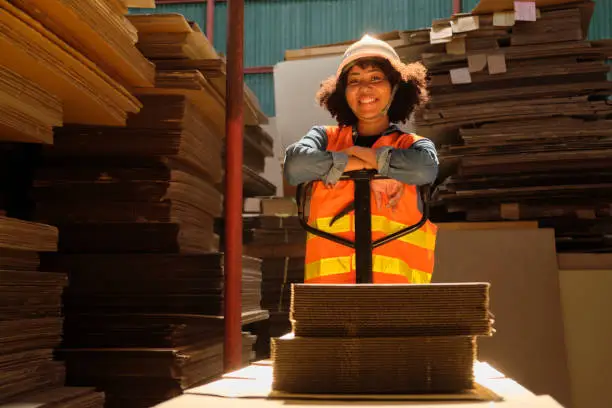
xmin=493 ymin=11 xmax=516 ymax=26
xmin=450 ymin=67 xmax=472 ymax=84
xmin=451 ymin=16 xmax=480 ymax=33
xmin=430 ymin=24 xmax=453 ymax=44
xmin=487 ymin=54 xmax=507 ymax=74
xmin=468 ymin=54 xmax=488 ymax=72
xmin=514 ymin=1 xmax=537 ymax=21
xmin=446 ymin=37 xmax=466 ymax=55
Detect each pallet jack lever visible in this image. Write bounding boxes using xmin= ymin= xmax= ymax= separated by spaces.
xmin=296 ymin=169 xmax=431 ymax=284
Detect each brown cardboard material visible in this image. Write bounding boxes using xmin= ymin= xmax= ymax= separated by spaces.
xmin=559 ymin=268 xmax=612 ymax=408
xmin=487 ymin=54 xmax=508 ymax=74
xmin=446 ymin=37 xmax=467 ymax=55
xmin=471 ymin=0 xmax=578 ymax=14
xmin=432 ymin=228 xmax=571 ymax=407
xmin=468 ymin=54 xmax=488 ymax=72
xmin=450 ymin=67 xmax=472 ymax=84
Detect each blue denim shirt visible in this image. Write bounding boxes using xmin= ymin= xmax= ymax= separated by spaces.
xmin=283 ymin=125 xmax=439 ymax=187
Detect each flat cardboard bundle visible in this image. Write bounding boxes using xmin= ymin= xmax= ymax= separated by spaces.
xmin=0 ymin=270 xmax=66 ymax=321
xmin=0 ymin=0 xmax=141 ymax=126
xmin=57 ymin=333 xmax=256 ymax=408
xmin=9 ymin=0 xmax=155 ymax=88
xmin=242 ymin=166 xmax=277 ymax=198
xmin=33 ymin=94 xmax=226 ymax=254
xmin=272 ymin=333 xmax=476 ymax=394
xmin=0 ymin=248 xmax=39 ymax=271
xmin=40 ymin=253 xmax=269 ymax=330
xmin=59 ymin=314 xmax=226 ymax=349
xmin=290 ymin=283 xmax=493 ymax=337
xmin=53 ymin=255 xmax=263 ymax=316
xmin=0 ymin=353 xmax=66 ymax=404
xmin=128 ymin=13 xmax=268 ymax=128
xmin=0 ymin=216 xmax=58 ymax=252
xmin=0 ymin=66 xmax=62 ymax=144
xmin=33 ymin=167 xmax=223 ymax=224
xmin=0 ymin=386 xmax=105 ymax=408
xmin=244 ymin=125 xmax=275 ymax=174
xmin=53 ymin=222 xmax=218 ymax=254
xmin=0 ymin=318 xmax=63 ymax=355
xmin=272 ymin=282 xmax=494 ymax=395
xmin=0 ymin=218 xmax=83 ymax=405
xmin=44 ymin=94 xmax=223 ymax=183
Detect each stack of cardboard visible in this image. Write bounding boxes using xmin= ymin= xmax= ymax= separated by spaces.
xmin=241 ymin=126 xmax=276 ymax=197
xmin=38 ymin=253 xmax=264 ymax=408
xmin=414 ymin=0 xmax=612 ymax=251
xmin=238 ymin=198 xmax=305 ymax=358
xmin=0 ymin=67 xmax=62 ymax=144
xmin=34 ymin=95 xmax=222 ymax=254
xmin=0 ymin=216 xmax=105 ymax=407
xmin=127 ymin=14 xmax=268 ymax=133
xmin=272 ymin=283 xmax=493 ymax=394
xmin=9 ymin=0 xmax=155 ymax=89
xmin=30 ymin=92 xmax=267 ymax=405
xmin=127 ymin=13 xmax=275 ymax=197
xmin=0 ymin=0 xmax=144 ymax=128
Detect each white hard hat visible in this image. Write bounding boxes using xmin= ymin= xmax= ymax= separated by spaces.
xmin=336 ymin=34 xmax=402 ymax=78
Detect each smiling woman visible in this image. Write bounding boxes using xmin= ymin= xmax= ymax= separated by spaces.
xmin=283 ymin=34 xmax=439 ymax=285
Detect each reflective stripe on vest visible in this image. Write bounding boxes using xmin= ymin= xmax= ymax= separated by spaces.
xmin=307 ymin=215 xmax=436 ymax=251
xmin=305 ymin=254 xmax=432 ymax=284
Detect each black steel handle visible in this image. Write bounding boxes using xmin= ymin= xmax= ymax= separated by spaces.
xmin=295 ymin=172 xmax=431 ymax=249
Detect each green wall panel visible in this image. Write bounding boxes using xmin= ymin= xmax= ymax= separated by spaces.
xmin=245 ymin=73 xmax=275 ymax=117
xmin=131 ymin=0 xmax=451 ymax=117
xmin=212 ymin=0 xmax=451 ymax=67
xmin=589 ymin=0 xmax=612 ymax=40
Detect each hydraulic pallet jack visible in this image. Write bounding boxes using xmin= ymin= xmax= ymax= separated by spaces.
xmin=296 ymin=169 xmax=430 ymax=283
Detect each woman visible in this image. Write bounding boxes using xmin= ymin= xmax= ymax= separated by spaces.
xmin=283 ymin=34 xmax=439 ymax=285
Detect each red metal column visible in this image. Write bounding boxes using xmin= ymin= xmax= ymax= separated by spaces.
xmin=453 ymin=0 xmax=461 ymax=14
xmin=206 ymin=0 xmax=215 ymax=43
xmin=224 ymin=0 xmax=244 ymax=372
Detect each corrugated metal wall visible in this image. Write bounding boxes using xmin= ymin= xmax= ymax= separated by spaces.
xmin=132 ymin=0 xmax=612 ymax=116
xmin=131 ymin=0 xmax=451 ymax=116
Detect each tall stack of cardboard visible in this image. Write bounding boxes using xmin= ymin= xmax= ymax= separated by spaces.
xmin=0 ymin=217 xmax=105 ymax=407
xmin=0 ymin=9 xmax=268 ymax=407
xmin=0 ymin=1 xmax=154 ymax=405
xmin=414 ymin=0 xmax=612 ymax=252
xmin=238 ymin=197 xmax=305 ymax=359
xmin=127 ymin=13 xmax=276 ymax=198
xmin=272 ymin=283 xmax=494 ymax=395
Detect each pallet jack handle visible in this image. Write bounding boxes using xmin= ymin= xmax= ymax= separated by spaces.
xmin=296 ymin=169 xmax=431 ymax=284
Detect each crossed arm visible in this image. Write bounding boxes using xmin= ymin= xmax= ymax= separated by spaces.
xmin=283 ymin=126 xmax=439 ymax=187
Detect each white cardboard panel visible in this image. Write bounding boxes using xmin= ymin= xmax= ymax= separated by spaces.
xmin=432 ymin=228 xmax=572 ymax=407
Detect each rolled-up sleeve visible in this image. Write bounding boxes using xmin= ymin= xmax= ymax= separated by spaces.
xmin=283 ymin=126 xmax=348 ymax=186
xmin=375 ymin=138 xmax=439 ymax=185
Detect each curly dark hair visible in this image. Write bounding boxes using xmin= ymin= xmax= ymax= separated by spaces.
xmin=315 ymin=57 xmax=429 ymax=126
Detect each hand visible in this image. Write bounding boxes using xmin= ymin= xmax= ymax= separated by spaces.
xmin=343 ymin=146 xmax=377 ymax=168
xmin=344 ymin=156 xmax=375 ymax=172
xmin=371 ymin=179 xmax=404 ymax=210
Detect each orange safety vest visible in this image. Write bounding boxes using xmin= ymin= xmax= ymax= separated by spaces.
xmin=305 ymin=126 xmax=437 ymax=284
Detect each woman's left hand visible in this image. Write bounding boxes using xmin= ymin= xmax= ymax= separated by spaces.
xmin=343 ymin=146 xmax=378 ymax=168
xmin=371 ymin=179 xmax=404 ymax=210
